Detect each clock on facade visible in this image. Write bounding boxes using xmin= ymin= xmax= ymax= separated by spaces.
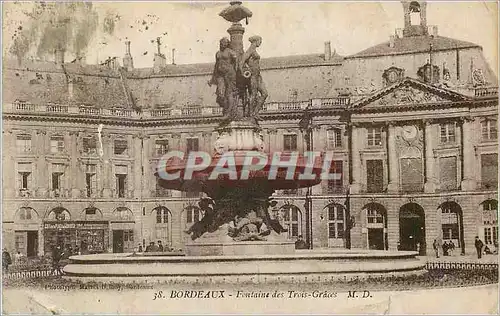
xmin=402 ymin=125 xmax=418 ymax=140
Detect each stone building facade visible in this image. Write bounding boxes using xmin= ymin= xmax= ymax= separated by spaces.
xmin=2 ymin=1 xmax=498 ymax=256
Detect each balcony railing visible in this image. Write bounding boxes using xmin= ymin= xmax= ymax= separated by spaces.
xmin=151 ymin=189 xmax=172 ymax=197
xmin=474 ymin=87 xmax=498 ymax=98
xmin=5 ymin=86 xmax=496 ymax=120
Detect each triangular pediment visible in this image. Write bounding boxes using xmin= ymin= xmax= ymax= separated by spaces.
xmin=352 ymin=77 xmax=471 ymax=109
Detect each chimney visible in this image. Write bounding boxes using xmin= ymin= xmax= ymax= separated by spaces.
xmin=54 ymin=48 xmax=65 ymax=65
xmin=153 ymin=37 xmax=166 ymax=72
xmin=324 ymin=41 xmax=332 ymax=61
xmin=389 ymin=35 xmax=395 ymax=48
xmin=123 ymin=41 xmax=134 ymax=70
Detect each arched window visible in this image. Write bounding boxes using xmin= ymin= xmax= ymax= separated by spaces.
xmin=186 ymin=206 xmax=203 ymax=224
xmin=153 ymin=206 xmax=172 ymax=246
xmin=481 ymin=200 xmax=498 ymax=246
xmin=16 ymin=207 xmax=38 ymax=221
xmin=281 ymin=205 xmax=302 ymax=238
xmin=82 ymin=207 xmax=103 ymax=221
xmin=327 ymin=204 xmax=345 ymax=239
xmin=113 ymin=207 xmax=133 ymax=221
xmin=46 ymin=207 xmax=71 ymax=221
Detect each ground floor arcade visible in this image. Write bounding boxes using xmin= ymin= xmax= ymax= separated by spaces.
xmin=2 ymin=192 xmax=497 ymax=257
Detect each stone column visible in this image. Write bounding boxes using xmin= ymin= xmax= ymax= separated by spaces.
xmin=387 ymin=124 xmax=399 ymax=193
xmin=102 ymin=132 xmax=112 ymax=198
xmin=268 ymin=128 xmax=278 ymax=153
xmin=3 ymin=130 xmax=15 ymax=198
xmin=461 ymin=117 xmax=477 ymax=191
xmin=424 ymin=120 xmax=436 ymax=193
xmin=69 ymin=131 xmax=81 ymax=198
xmin=350 ymin=124 xmax=362 ymax=193
xmin=36 ymin=130 xmax=48 ymax=198
xmin=133 ymin=133 xmax=143 ymax=198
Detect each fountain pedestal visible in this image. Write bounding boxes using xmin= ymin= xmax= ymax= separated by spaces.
xmin=185 ymin=224 xmax=295 ymax=256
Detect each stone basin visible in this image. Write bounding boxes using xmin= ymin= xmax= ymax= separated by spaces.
xmin=63 ymin=249 xmax=425 ymax=284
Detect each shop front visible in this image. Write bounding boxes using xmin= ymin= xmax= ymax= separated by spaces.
xmin=43 ymin=221 xmax=109 ymax=255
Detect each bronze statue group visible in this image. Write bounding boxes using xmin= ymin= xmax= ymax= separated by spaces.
xmin=208 ymin=35 xmax=268 ymax=123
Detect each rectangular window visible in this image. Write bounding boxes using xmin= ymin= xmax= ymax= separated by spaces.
xmin=83 ymin=137 xmax=97 ymax=154
xmin=85 ymin=164 xmax=97 ymax=198
xmin=443 ymin=224 xmax=459 ymax=240
xmin=115 ymin=165 xmax=128 ymax=198
xmin=17 ymin=163 xmax=32 ymax=191
xmin=327 ymin=160 xmax=343 ymax=193
xmin=50 ymin=136 xmax=65 ymax=153
xmin=481 ymin=154 xmax=498 ymax=190
xmin=484 ymin=227 xmax=492 ymax=245
xmin=439 ymin=156 xmax=458 ymax=191
xmin=481 ymin=119 xmax=498 ymax=140
xmin=114 ymin=139 xmax=128 ymax=155
xmin=186 ymin=138 xmax=199 ymax=152
xmin=283 ymin=134 xmax=297 ymax=151
xmin=16 ymin=135 xmax=32 ymax=153
xmin=440 ymin=123 xmax=456 ymax=144
xmin=327 ymin=129 xmax=342 ymax=149
xmin=155 ymin=139 xmax=169 ymax=156
xmin=400 ymin=158 xmax=424 ymax=192
xmin=367 ymin=127 xmax=382 ymax=146
xmin=366 ymin=160 xmax=384 ymax=193
xmin=52 ymin=173 xmax=61 ymax=190
xmin=367 ymin=209 xmax=383 ymax=224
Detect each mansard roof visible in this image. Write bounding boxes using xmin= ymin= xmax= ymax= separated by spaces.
xmin=347 ymin=35 xmax=480 ymax=59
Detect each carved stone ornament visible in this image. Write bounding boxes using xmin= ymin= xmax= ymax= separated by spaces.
xmin=376 ymin=85 xmax=446 ymax=106
xmin=382 ymin=66 xmax=405 ymax=86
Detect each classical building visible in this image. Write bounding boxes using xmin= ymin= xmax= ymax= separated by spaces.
xmin=2 ymin=1 xmax=498 ymax=257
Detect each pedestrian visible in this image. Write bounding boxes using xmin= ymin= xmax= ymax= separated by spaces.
xmin=51 ymin=245 xmax=64 ymax=275
xmin=449 ymin=240 xmax=455 ymax=256
xmin=137 ymin=243 xmax=143 ymax=252
xmin=442 ymin=241 xmax=449 ymax=256
xmin=157 ymin=240 xmax=164 ymax=252
xmin=2 ymin=248 xmax=12 ymax=273
xmin=294 ymin=235 xmax=307 ymax=249
xmin=433 ymin=237 xmax=442 ymax=258
xmin=475 ymin=236 xmax=484 ymax=259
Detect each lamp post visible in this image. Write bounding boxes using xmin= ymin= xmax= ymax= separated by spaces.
xmin=299 ymin=106 xmax=314 ymax=249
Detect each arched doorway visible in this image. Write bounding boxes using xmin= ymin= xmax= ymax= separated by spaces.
xmin=480 ymin=200 xmax=498 ymax=252
xmin=324 ymin=203 xmax=346 ymax=248
xmin=152 ymin=206 xmax=172 ymax=248
xmin=438 ymin=201 xmax=465 ymax=255
xmin=363 ymin=203 xmax=388 ymax=250
xmin=44 ymin=207 xmax=72 ymax=255
xmin=399 ymin=203 xmax=426 ymax=255
xmin=111 ymin=207 xmax=135 ymax=253
xmin=14 ymin=207 xmax=39 ymax=257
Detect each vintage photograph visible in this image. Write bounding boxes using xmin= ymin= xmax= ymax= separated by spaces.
xmin=1 ymin=1 xmax=498 ymax=314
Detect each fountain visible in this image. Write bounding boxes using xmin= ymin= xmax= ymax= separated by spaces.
xmin=63 ymin=2 xmax=425 ymax=283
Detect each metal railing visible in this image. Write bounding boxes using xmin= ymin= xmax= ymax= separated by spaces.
xmin=425 ymin=261 xmax=498 ymax=270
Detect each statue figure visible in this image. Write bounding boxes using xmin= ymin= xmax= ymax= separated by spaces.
xmin=208 ymin=37 xmax=238 ymax=119
xmin=239 ymin=35 xmax=268 ymax=119
xmin=184 ymin=198 xmax=216 ymax=240
xmin=229 ymin=210 xmax=270 ymax=241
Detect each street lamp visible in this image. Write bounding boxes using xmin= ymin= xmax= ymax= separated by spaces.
xmin=299 ymin=106 xmax=314 ymax=249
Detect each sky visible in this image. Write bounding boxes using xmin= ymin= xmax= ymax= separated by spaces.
xmin=2 ymin=1 xmax=498 ymax=74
